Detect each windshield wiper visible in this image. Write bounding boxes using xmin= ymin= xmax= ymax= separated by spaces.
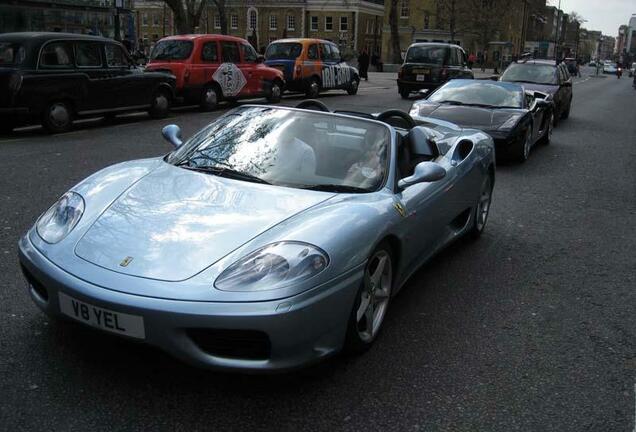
xmin=298 ymin=184 xmax=368 ymax=193
xmin=179 ymin=165 xmax=272 ymax=185
xmin=438 ymin=100 xmax=494 ymax=108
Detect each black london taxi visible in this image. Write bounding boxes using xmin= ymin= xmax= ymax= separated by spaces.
xmin=397 ymin=42 xmax=473 ymax=99
xmin=0 ymin=32 xmax=176 ymax=134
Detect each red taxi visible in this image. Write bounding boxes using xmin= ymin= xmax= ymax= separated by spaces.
xmin=145 ymin=34 xmax=284 ymax=110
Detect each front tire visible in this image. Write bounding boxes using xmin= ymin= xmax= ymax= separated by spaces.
xmin=148 ymin=89 xmax=171 ymax=119
xmin=41 ymin=101 xmax=73 ymax=134
xmin=345 ymin=243 xmax=393 ymax=353
xmin=469 ymin=175 xmax=493 ymax=238
xmin=516 ymin=128 xmax=532 ymax=163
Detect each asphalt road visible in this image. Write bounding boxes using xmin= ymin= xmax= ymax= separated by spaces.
xmin=1 ymin=71 xmax=635 ymax=431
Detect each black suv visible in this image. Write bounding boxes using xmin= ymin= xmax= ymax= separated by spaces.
xmin=0 ymin=32 xmax=176 ymax=133
xmin=397 ymin=43 xmax=473 ymax=99
xmin=499 ymin=59 xmax=572 ymax=124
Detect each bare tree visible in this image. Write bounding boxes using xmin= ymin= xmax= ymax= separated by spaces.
xmin=388 ymin=0 xmax=402 ymax=63
xmin=164 ymin=0 xmax=209 ymax=34
xmin=211 ymin=0 xmax=228 ymax=35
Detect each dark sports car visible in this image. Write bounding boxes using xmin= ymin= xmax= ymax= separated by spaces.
xmin=409 ymin=79 xmax=553 ymax=162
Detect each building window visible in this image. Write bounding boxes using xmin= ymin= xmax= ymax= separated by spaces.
xmin=287 ymin=15 xmax=295 ymax=31
xmin=325 ymin=16 xmax=333 ymax=31
xmin=269 ymin=15 xmax=277 ymax=30
xmin=400 ymin=0 xmax=409 ymax=18
xmin=153 ymin=13 xmax=159 ymax=26
xmin=214 ymin=14 xmax=221 ymax=29
xmin=231 ymin=14 xmax=238 ymax=29
xmin=248 ymin=9 xmax=257 ymax=30
xmin=340 ymin=16 xmax=348 ymax=32
xmin=142 ymin=12 xmax=148 ymax=26
xmin=310 ymin=16 xmax=318 ymax=31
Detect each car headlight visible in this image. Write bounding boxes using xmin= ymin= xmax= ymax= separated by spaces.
xmin=215 ymin=242 xmax=329 ymax=292
xmin=36 ymin=192 xmax=85 ymax=244
xmin=498 ymin=114 xmax=522 ymax=130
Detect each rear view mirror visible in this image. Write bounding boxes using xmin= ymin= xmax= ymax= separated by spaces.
xmin=162 ymin=124 xmax=183 ymax=148
xmin=398 ymin=162 xmax=446 ymax=190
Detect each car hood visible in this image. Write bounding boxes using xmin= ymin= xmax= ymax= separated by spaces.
xmin=413 ymin=102 xmax=523 ymax=130
xmin=74 ymin=164 xmax=334 ymax=282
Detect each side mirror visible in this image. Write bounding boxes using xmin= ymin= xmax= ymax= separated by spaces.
xmin=162 ymin=124 xmax=183 ymax=148
xmin=417 ymin=89 xmax=429 ymax=98
xmin=531 ymin=99 xmax=551 ymax=111
xmin=397 ymin=162 xmax=446 ymax=190
xmin=488 ymin=74 xmax=500 ymax=81
xmin=256 ymin=54 xmax=265 ymax=63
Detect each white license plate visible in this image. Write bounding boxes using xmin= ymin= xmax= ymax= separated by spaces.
xmin=416 ymin=74 xmax=425 ymax=81
xmin=58 ymin=292 xmax=145 ymax=339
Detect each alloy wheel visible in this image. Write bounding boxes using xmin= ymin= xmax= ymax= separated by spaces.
xmin=475 ymin=177 xmax=492 ymax=232
xmin=356 ymin=250 xmax=392 ymax=343
xmin=48 ymin=103 xmax=70 ymax=129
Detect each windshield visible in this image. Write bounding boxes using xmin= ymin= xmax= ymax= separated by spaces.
xmin=405 ymin=46 xmax=448 ymax=65
xmin=265 ymin=42 xmax=303 ymax=60
xmin=0 ymin=43 xmax=26 ymax=66
xmin=428 ymin=80 xmax=523 ymax=108
xmin=166 ymin=107 xmax=390 ymax=192
xmin=500 ymin=63 xmax=557 ymax=85
xmin=150 ymin=40 xmax=193 ymax=61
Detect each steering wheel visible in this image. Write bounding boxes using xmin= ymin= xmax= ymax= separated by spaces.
xmin=295 ymin=100 xmax=330 ymax=112
xmin=376 ymin=109 xmax=416 ymax=129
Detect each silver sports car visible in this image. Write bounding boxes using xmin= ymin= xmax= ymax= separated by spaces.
xmin=19 ymin=102 xmax=495 ymax=371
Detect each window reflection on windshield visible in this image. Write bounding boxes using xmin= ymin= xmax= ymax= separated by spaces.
xmin=166 ymin=107 xmax=390 ymax=192
xmin=501 ymin=63 xmax=557 ymax=85
xmin=151 ymin=40 xmax=193 ymax=60
xmin=428 ymin=80 xmax=523 ymax=108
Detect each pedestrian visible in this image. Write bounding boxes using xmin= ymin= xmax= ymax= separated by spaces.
xmin=358 ymin=49 xmax=370 ymax=81
xmin=468 ymin=52 xmax=476 ymax=69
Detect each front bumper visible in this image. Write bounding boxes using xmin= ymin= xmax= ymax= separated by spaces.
xmin=18 ymin=234 xmax=363 ymax=372
xmin=397 ymin=79 xmax=441 ymax=93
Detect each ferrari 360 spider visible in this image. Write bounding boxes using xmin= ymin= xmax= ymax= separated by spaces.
xmin=19 ymin=101 xmax=495 ymax=371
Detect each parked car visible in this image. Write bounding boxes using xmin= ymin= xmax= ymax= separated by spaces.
xmin=0 ymin=32 xmax=176 ymax=134
xmin=264 ymin=38 xmax=360 ymax=97
xmin=499 ymin=59 xmax=572 ymax=124
xmin=19 ymin=101 xmax=495 ymax=371
xmin=397 ymin=42 xmax=474 ymax=99
xmin=410 ymin=79 xmax=553 ymax=162
xmin=145 ymin=34 xmax=284 ymax=111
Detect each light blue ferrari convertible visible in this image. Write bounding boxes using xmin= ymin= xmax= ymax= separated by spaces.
xmin=19 ymin=101 xmax=495 ymax=371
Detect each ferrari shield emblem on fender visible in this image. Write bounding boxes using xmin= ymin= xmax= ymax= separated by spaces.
xmin=119 ymin=256 xmax=134 ymax=267
xmin=393 ymin=202 xmax=406 ymax=217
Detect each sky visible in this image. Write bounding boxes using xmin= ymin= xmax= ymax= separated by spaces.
xmin=548 ymin=0 xmax=635 ymax=36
